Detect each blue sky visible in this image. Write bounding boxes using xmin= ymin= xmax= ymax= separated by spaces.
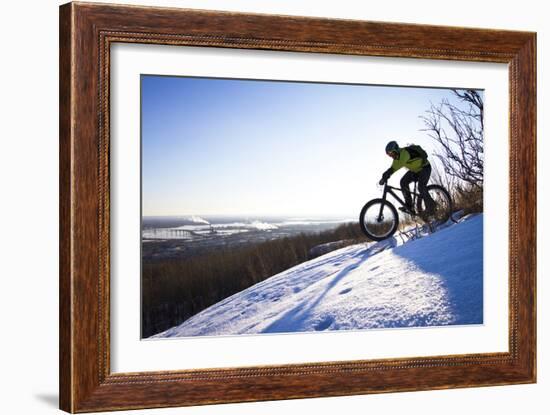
xmin=141 ymin=75 xmax=479 ymax=217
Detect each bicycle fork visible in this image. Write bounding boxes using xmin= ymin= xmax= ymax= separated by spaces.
xmin=377 ymin=185 xmax=388 ymax=222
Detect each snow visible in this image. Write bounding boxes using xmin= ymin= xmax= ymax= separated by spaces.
xmin=152 ymin=214 xmax=483 ymax=338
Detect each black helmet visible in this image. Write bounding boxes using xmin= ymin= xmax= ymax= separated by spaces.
xmin=385 ymin=141 xmax=399 ymax=156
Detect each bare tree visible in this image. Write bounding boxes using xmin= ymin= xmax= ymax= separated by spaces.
xmin=429 ymin=160 xmax=458 ymax=193
xmin=421 ymin=89 xmax=484 ymax=190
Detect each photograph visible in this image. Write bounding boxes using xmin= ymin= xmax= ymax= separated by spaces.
xmin=140 ymin=75 xmax=485 ymax=339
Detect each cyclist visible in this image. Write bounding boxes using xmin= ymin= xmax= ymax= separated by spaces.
xmin=379 ymin=141 xmax=435 ymax=215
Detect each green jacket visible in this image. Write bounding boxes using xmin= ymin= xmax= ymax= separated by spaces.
xmin=389 ymin=148 xmax=429 ymax=174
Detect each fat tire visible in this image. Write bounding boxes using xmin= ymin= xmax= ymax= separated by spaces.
xmin=359 ymin=198 xmax=399 ymax=241
xmin=425 ymin=184 xmax=453 ymax=223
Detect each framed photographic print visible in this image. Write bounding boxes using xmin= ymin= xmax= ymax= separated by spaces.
xmin=59 ymin=2 xmax=536 ymax=412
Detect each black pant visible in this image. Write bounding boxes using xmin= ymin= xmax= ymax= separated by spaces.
xmin=400 ymin=164 xmax=434 ymax=212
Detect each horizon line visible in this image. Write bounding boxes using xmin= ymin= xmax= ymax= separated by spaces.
xmin=142 ymin=213 xmax=357 ymax=218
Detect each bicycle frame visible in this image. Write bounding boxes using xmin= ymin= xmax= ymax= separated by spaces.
xmin=377 ymin=183 xmax=421 ymax=220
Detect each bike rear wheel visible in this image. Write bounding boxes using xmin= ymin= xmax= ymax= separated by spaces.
xmin=419 ymin=184 xmax=453 ymax=224
xmin=359 ymin=199 xmax=399 ymax=241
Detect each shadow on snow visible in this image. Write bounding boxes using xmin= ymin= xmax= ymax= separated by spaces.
xmin=261 ymin=248 xmax=374 ymax=333
xmin=391 ymin=214 xmax=484 ymax=325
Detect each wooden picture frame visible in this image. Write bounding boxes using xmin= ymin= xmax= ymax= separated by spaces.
xmin=59 ymin=2 xmax=536 ymax=412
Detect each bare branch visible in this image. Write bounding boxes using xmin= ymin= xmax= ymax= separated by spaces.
xmin=420 ymin=89 xmax=484 ymax=191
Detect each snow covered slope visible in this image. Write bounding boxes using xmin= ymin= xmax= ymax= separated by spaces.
xmin=152 ymin=214 xmax=483 ymax=338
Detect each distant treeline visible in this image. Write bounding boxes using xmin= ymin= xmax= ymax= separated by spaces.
xmin=142 ymin=222 xmax=365 ymax=338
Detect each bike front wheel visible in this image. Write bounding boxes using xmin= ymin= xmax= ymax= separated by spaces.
xmin=359 ymin=199 xmax=399 ymax=241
